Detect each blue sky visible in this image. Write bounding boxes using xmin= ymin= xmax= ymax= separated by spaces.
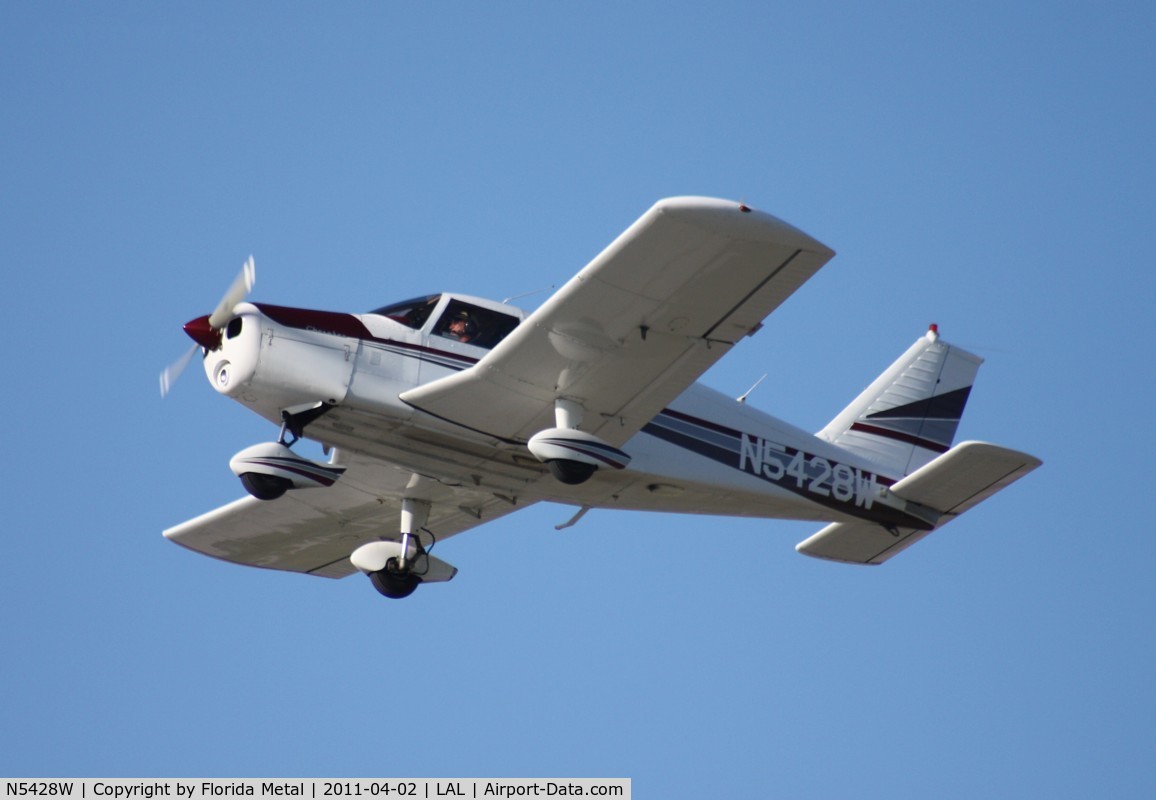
xmin=2 ymin=2 xmax=1153 ymax=796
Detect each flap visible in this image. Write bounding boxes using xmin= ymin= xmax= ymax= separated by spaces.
xmin=164 ymin=450 xmax=528 ymax=578
xmin=401 ymin=197 xmax=834 ymax=446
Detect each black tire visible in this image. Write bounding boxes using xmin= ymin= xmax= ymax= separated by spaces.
xmin=547 ymin=459 xmax=597 ymax=485
xmin=240 ymin=472 xmax=292 ymax=501
xmin=368 ymin=559 xmax=420 ymax=599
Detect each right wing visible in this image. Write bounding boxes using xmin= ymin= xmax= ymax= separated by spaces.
xmin=164 ymin=449 xmax=530 ymax=578
xmin=401 ymin=197 xmax=835 ymax=447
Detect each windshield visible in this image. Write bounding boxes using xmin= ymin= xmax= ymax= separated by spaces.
xmin=369 ymin=295 xmax=441 ymax=329
xmin=433 ymin=300 xmax=521 ymax=349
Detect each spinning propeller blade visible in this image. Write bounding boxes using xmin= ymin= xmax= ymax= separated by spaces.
xmin=159 ymin=256 xmax=256 ymax=397
xmin=159 ymin=345 xmax=198 ymax=398
xmin=209 ymin=255 xmax=256 ymax=329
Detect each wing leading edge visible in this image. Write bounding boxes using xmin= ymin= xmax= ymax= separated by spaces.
xmin=401 ymin=197 xmax=835 ymax=447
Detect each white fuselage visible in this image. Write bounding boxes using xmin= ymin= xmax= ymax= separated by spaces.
xmin=201 ymin=296 xmax=919 ymax=541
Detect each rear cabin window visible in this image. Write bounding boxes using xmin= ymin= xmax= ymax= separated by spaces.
xmin=433 ymin=300 xmax=520 ymax=349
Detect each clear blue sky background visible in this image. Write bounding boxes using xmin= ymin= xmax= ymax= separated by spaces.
xmin=2 ymin=2 xmax=1153 ymax=796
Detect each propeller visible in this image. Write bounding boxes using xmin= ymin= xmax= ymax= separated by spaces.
xmin=159 ymin=256 xmax=256 ymax=397
xmin=209 ymin=255 xmax=256 ymax=329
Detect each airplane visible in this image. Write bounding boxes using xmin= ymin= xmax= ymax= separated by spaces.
xmin=161 ymin=196 xmax=1041 ymax=599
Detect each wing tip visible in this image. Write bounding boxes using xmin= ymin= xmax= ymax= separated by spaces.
xmin=651 ymin=196 xmax=835 ymax=257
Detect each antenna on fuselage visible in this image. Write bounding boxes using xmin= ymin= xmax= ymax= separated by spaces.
xmin=503 ymin=285 xmax=555 ymax=305
xmin=737 ymin=373 xmax=768 ymax=405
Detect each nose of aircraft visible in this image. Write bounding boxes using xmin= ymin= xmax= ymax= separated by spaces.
xmin=160 ymin=256 xmax=255 ymax=398
xmin=183 ymin=314 xmax=221 ymax=350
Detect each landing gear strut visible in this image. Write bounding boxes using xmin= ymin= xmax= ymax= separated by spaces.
xmin=277 ymin=402 xmax=335 ymax=447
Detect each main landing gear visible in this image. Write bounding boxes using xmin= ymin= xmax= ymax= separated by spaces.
xmin=527 ymin=398 xmax=632 ymax=485
xmin=373 ymin=496 xmax=428 ymax=600
xmin=350 ymin=496 xmax=459 ymax=601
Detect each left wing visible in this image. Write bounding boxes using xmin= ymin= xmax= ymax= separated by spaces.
xmin=164 ymin=450 xmax=528 ymax=578
xmin=401 ymin=197 xmax=835 ymax=446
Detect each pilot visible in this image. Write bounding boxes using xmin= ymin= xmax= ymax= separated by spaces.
xmin=444 ymin=310 xmax=478 ymax=343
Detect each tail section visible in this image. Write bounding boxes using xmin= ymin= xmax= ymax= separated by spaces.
xmin=818 ymin=326 xmax=982 ymax=478
xmin=802 ymin=329 xmax=1041 ymax=566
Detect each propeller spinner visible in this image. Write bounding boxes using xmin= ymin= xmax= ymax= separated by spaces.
xmin=159 ymin=256 xmax=255 ymax=397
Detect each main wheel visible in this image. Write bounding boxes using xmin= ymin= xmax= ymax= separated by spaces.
xmin=368 ymin=559 xmax=420 ymax=599
xmin=240 ymin=472 xmax=292 ymax=501
xmin=546 ymin=459 xmax=597 ymax=485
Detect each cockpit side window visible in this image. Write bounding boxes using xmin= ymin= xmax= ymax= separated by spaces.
xmin=369 ymin=295 xmax=441 ymax=330
xmin=433 ymin=300 xmax=520 ymax=349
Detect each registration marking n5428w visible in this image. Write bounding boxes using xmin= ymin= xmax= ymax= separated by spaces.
xmin=738 ymin=433 xmax=883 ymax=509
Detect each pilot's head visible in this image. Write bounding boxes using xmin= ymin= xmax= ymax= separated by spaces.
xmin=448 ymin=311 xmax=477 ymax=342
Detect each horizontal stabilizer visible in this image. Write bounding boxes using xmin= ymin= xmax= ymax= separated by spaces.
xmin=888 ymin=441 xmax=1042 ymax=519
xmin=796 ymin=441 xmax=1041 ymax=565
xmin=795 ymin=520 xmax=933 ymax=565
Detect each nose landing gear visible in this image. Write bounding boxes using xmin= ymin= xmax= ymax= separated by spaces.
xmin=230 ymin=402 xmax=343 ymax=500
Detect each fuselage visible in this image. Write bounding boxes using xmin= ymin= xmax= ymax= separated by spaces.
xmin=197 ymin=293 xmax=926 ymax=542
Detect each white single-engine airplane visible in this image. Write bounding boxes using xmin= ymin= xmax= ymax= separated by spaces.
xmin=163 ymin=197 xmax=1040 ymax=599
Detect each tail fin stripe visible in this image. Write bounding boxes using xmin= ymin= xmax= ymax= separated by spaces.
xmin=849 ymin=422 xmax=951 ymax=454
xmin=819 ymin=333 xmax=983 ymax=477
xmin=863 ymin=386 xmax=972 ymax=422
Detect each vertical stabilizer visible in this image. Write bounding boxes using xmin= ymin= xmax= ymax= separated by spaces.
xmin=818 ymin=327 xmax=982 ymax=477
